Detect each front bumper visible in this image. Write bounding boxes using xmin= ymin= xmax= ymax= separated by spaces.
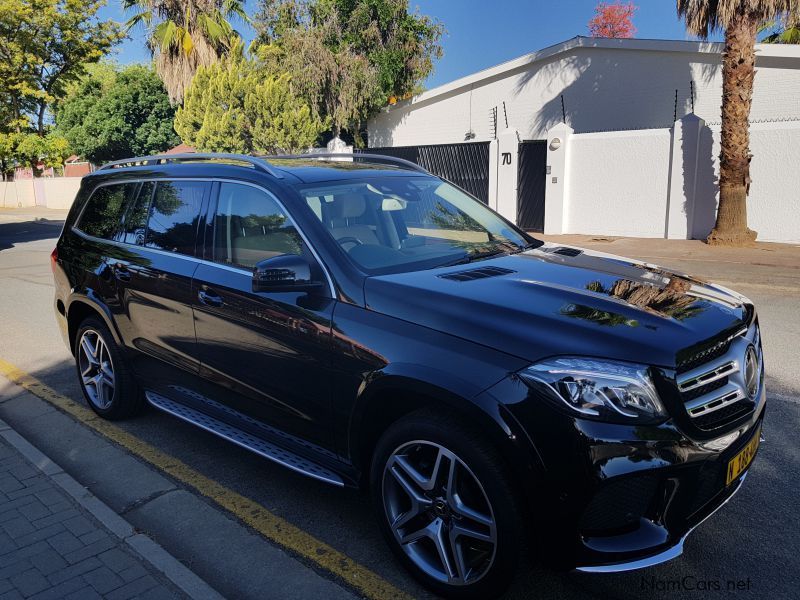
xmin=483 ymin=375 xmax=766 ymax=572
xmin=575 ymin=470 xmax=749 ymax=573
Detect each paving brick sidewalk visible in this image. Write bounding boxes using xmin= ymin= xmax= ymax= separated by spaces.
xmin=0 ymin=437 xmax=184 ymax=600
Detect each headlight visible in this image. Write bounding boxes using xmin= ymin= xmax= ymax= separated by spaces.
xmin=519 ymin=357 xmax=667 ymax=424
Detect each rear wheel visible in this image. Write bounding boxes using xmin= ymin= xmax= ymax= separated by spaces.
xmin=371 ymin=409 xmax=525 ymax=599
xmin=75 ymin=317 xmax=142 ymax=420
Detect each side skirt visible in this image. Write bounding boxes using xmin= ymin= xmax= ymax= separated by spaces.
xmin=145 ymin=391 xmax=345 ymax=487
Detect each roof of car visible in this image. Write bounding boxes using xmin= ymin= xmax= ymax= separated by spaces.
xmin=91 ymin=153 xmax=430 ymax=185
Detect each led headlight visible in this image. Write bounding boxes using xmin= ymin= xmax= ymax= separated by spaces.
xmin=519 ymin=357 xmax=667 ymax=424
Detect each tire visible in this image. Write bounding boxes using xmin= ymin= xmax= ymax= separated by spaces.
xmin=74 ymin=316 xmax=143 ymax=420
xmin=370 ymin=408 xmax=525 ymax=599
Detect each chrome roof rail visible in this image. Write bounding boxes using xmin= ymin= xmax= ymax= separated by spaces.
xmin=269 ymin=152 xmax=428 ymax=174
xmin=97 ymin=153 xmax=285 ymax=179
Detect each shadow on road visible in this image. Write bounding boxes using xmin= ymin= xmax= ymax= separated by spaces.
xmin=0 ymin=219 xmax=65 ymax=251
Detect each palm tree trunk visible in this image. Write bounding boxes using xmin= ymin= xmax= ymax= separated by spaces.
xmin=708 ymin=13 xmax=758 ymax=246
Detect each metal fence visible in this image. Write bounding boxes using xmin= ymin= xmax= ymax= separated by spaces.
xmin=362 ymin=142 xmax=491 ymax=203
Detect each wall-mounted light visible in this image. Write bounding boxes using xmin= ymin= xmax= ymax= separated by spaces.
xmin=549 ymin=138 xmax=562 ymax=151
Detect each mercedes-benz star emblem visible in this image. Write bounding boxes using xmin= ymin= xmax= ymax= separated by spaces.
xmin=744 ymin=344 xmax=760 ymax=400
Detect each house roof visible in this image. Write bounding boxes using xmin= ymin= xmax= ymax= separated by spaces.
xmin=387 ymin=35 xmax=800 ymax=112
xmin=164 ymin=143 xmax=196 ymax=154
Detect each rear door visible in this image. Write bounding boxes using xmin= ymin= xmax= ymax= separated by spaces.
xmin=191 ymin=181 xmax=336 ymax=451
xmin=110 ymin=179 xmax=210 ymax=399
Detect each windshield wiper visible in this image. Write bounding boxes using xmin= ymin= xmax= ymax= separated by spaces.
xmin=510 ymin=242 xmax=540 ymax=254
xmin=439 ymin=247 xmax=510 ymax=267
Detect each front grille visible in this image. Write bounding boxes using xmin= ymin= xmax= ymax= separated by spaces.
xmin=677 ymin=338 xmax=732 ymax=374
xmin=692 ymin=401 xmax=754 ymax=430
xmin=681 ymin=376 xmax=728 ymax=402
xmin=676 ymin=323 xmax=762 ymax=431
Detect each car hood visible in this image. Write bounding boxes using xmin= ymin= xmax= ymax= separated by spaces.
xmin=363 ymin=243 xmax=752 ymax=368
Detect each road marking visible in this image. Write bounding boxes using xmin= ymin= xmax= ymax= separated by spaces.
xmin=0 ymin=358 xmax=413 ymax=600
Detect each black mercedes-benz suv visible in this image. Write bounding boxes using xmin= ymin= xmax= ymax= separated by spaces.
xmin=52 ymin=153 xmax=765 ymax=599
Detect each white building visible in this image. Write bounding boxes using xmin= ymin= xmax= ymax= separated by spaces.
xmin=368 ymin=37 xmax=800 ymax=244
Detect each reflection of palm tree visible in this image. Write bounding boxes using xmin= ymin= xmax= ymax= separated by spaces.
xmin=428 ymin=202 xmax=482 ymax=232
xmin=586 ymin=278 xmax=705 ymax=321
xmin=560 ymin=303 xmax=639 ymax=327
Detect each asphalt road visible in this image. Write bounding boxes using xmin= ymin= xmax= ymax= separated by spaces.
xmin=1 ymin=214 xmax=798 ymax=599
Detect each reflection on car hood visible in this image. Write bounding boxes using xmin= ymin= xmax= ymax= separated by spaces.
xmin=364 ymin=243 xmax=751 ymax=367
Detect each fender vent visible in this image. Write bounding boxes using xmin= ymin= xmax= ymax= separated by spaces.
xmin=439 ymin=266 xmax=515 ymax=282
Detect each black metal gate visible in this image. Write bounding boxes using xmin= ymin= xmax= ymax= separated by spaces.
xmin=364 ymin=142 xmax=491 ymax=203
xmin=517 ymin=140 xmax=547 ymax=232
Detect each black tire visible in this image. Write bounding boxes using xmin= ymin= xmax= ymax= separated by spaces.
xmin=74 ymin=316 xmax=143 ymax=420
xmin=370 ymin=408 xmax=525 ymax=599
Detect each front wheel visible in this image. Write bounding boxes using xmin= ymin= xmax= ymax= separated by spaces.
xmin=371 ymin=409 xmax=525 ymax=599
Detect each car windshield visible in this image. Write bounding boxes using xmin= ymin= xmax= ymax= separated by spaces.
xmin=296 ymin=176 xmax=537 ymax=274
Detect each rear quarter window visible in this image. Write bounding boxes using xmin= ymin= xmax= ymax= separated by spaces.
xmin=76 ymin=183 xmax=139 ymax=240
xmin=144 ymin=180 xmax=208 ymax=255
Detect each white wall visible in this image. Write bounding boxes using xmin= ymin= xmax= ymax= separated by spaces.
xmin=0 ymin=177 xmax=82 ymax=209
xmin=708 ymin=121 xmax=800 ymax=244
xmin=549 ymin=119 xmax=800 ymax=244
xmin=42 ymin=177 xmax=82 ymax=209
xmin=0 ymin=180 xmax=36 ymax=208
xmin=564 ymin=128 xmax=673 ymax=237
xmin=369 ymin=39 xmax=800 ymax=147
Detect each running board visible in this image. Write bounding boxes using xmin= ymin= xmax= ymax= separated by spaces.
xmin=145 ymin=392 xmax=344 ymax=487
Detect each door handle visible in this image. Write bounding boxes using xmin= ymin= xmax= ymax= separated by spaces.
xmin=112 ymin=262 xmax=131 ymax=282
xmin=198 ymin=288 xmax=223 ymax=307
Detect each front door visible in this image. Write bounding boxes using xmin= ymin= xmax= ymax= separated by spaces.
xmin=191 ymin=181 xmax=336 ymax=451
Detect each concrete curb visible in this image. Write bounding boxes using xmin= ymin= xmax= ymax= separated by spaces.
xmin=0 ymin=417 xmax=225 ymax=600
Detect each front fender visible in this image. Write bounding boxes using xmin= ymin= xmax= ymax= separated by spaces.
xmin=348 ymin=365 xmax=546 ymax=493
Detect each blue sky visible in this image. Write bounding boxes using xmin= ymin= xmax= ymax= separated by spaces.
xmin=101 ymin=0 xmax=722 ymax=90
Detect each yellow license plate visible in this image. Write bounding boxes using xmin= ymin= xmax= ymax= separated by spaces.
xmin=726 ymin=426 xmax=761 ymax=485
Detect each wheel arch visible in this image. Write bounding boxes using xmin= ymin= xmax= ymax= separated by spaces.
xmin=348 ymin=365 xmax=541 ymax=490
xmin=66 ymin=294 xmax=122 ymax=356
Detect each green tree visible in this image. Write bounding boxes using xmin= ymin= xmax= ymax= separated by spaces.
xmin=55 ymin=65 xmax=180 ymax=163
xmin=254 ymin=0 xmax=442 ymax=142
xmin=677 ymin=0 xmax=800 ymax=246
xmin=0 ymin=0 xmax=122 ymax=135
xmin=123 ymin=0 xmax=248 ymax=104
xmin=174 ymin=47 xmax=327 ymax=154
xmin=0 ymin=131 xmax=71 ymax=177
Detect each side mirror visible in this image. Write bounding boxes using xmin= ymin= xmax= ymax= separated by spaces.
xmin=252 ymin=254 xmax=323 ymax=293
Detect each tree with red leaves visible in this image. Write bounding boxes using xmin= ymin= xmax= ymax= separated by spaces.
xmin=588 ymin=1 xmax=637 ymax=38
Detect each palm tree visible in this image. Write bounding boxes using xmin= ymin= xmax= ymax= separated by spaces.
xmin=123 ymin=0 xmax=248 ymax=104
xmin=677 ymin=1 xmax=800 ymax=246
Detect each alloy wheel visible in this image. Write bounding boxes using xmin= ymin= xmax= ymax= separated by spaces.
xmin=382 ymin=440 xmax=497 ymax=586
xmin=77 ymin=329 xmax=115 ymax=410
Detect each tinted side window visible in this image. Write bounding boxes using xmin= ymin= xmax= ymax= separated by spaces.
xmin=77 ymin=183 xmax=138 ymax=240
xmin=145 ymin=181 xmax=207 ymax=255
xmin=213 ymin=183 xmax=302 ymax=269
xmin=116 ymin=182 xmax=153 ymax=246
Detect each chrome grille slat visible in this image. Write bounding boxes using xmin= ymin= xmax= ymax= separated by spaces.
xmin=684 ymin=383 xmax=745 ymax=416
xmin=677 ymin=359 xmax=738 ymax=392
